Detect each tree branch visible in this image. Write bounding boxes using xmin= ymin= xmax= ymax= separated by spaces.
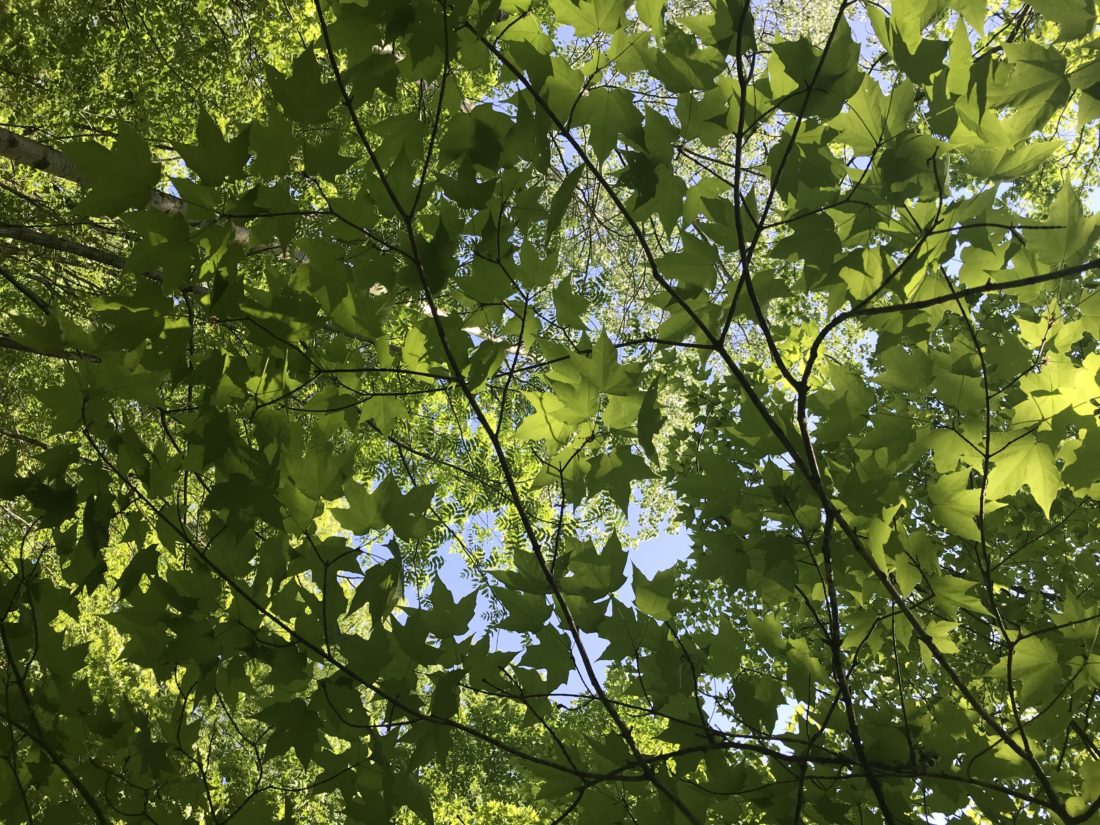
xmin=0 ymin=224 xmax=125 ymax=269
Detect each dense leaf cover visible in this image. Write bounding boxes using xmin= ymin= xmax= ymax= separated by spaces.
xmin=1 ymin=0 xmax=1100 ymax=822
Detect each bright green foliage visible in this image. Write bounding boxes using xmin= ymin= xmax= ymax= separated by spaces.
xmin=1 ymin=0 xmax=1099 ymax=824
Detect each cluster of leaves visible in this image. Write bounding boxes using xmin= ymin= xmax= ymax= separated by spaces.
xmin=1 ymin=0 xmax=1099 ymax=823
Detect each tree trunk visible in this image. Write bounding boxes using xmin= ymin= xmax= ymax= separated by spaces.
xmin=0 ymin=127 xmax=249 ymax=243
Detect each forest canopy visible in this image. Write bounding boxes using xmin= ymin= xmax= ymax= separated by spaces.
xmin=1 ymin=0 xmax=1100 ymax=822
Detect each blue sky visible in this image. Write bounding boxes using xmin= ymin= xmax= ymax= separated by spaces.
xmin=418 ymin=514 xmax=693 ymax=694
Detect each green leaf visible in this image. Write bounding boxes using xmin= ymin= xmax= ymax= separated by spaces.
xmin=7 ymin=5 xmax=1100 ymax=821
xmin=588 ymin=445 xmax=651 ymax=512
xmin=266 ymin=52 xmax=340 ymax=123
xmin=549 ymin=0 xmax=629 ymax=37
xmin=439 ymin=108 xmax=506 ymax=170
xmin=637 ymin=0 xmax=665 ymax=34
xmin=991 ymin=635 xmax=1063 ymax=704
xmin=890 ymin=0 xmax=945 ymax=48
xmin=867 ymin=7 xmax=949 ymax=85
xmin=65 ymin=124 xmax=160 ymax=215
xmin=256 ymin=698 xmax=323 ymax=765
xmin=929 ymin=471 xmax=981 ymax=541
xmin=547 ymin=164 xmax=584 ymax=241
xmin=117 ymin=544 xmax=159 ymax=598
xmin=493 ymin=586 xmax=552 ymax=632
xmin=767 ymin=19 xmax=861 ymax=120
xmin=561 ymin=534 xmax=627 ymax=599
xmin=348 ymin=556 xmax=404 ymax=625
xmin=986 ymin=438 xmax=1060 ymax=516
xmin=633 ymin=564 xmax=677 ymax=621
xmin=1028 ymin=0 xmax=1097 ymax=41
xmin=177 ymin=109 xmax=250 ymax=184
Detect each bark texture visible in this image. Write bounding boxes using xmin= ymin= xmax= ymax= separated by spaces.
xmin=0 ymin=127 xmax=248 ymax=243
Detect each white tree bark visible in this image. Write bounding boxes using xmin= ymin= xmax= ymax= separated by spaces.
xmin=0 ymin=127 xmax=248 ymax=243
